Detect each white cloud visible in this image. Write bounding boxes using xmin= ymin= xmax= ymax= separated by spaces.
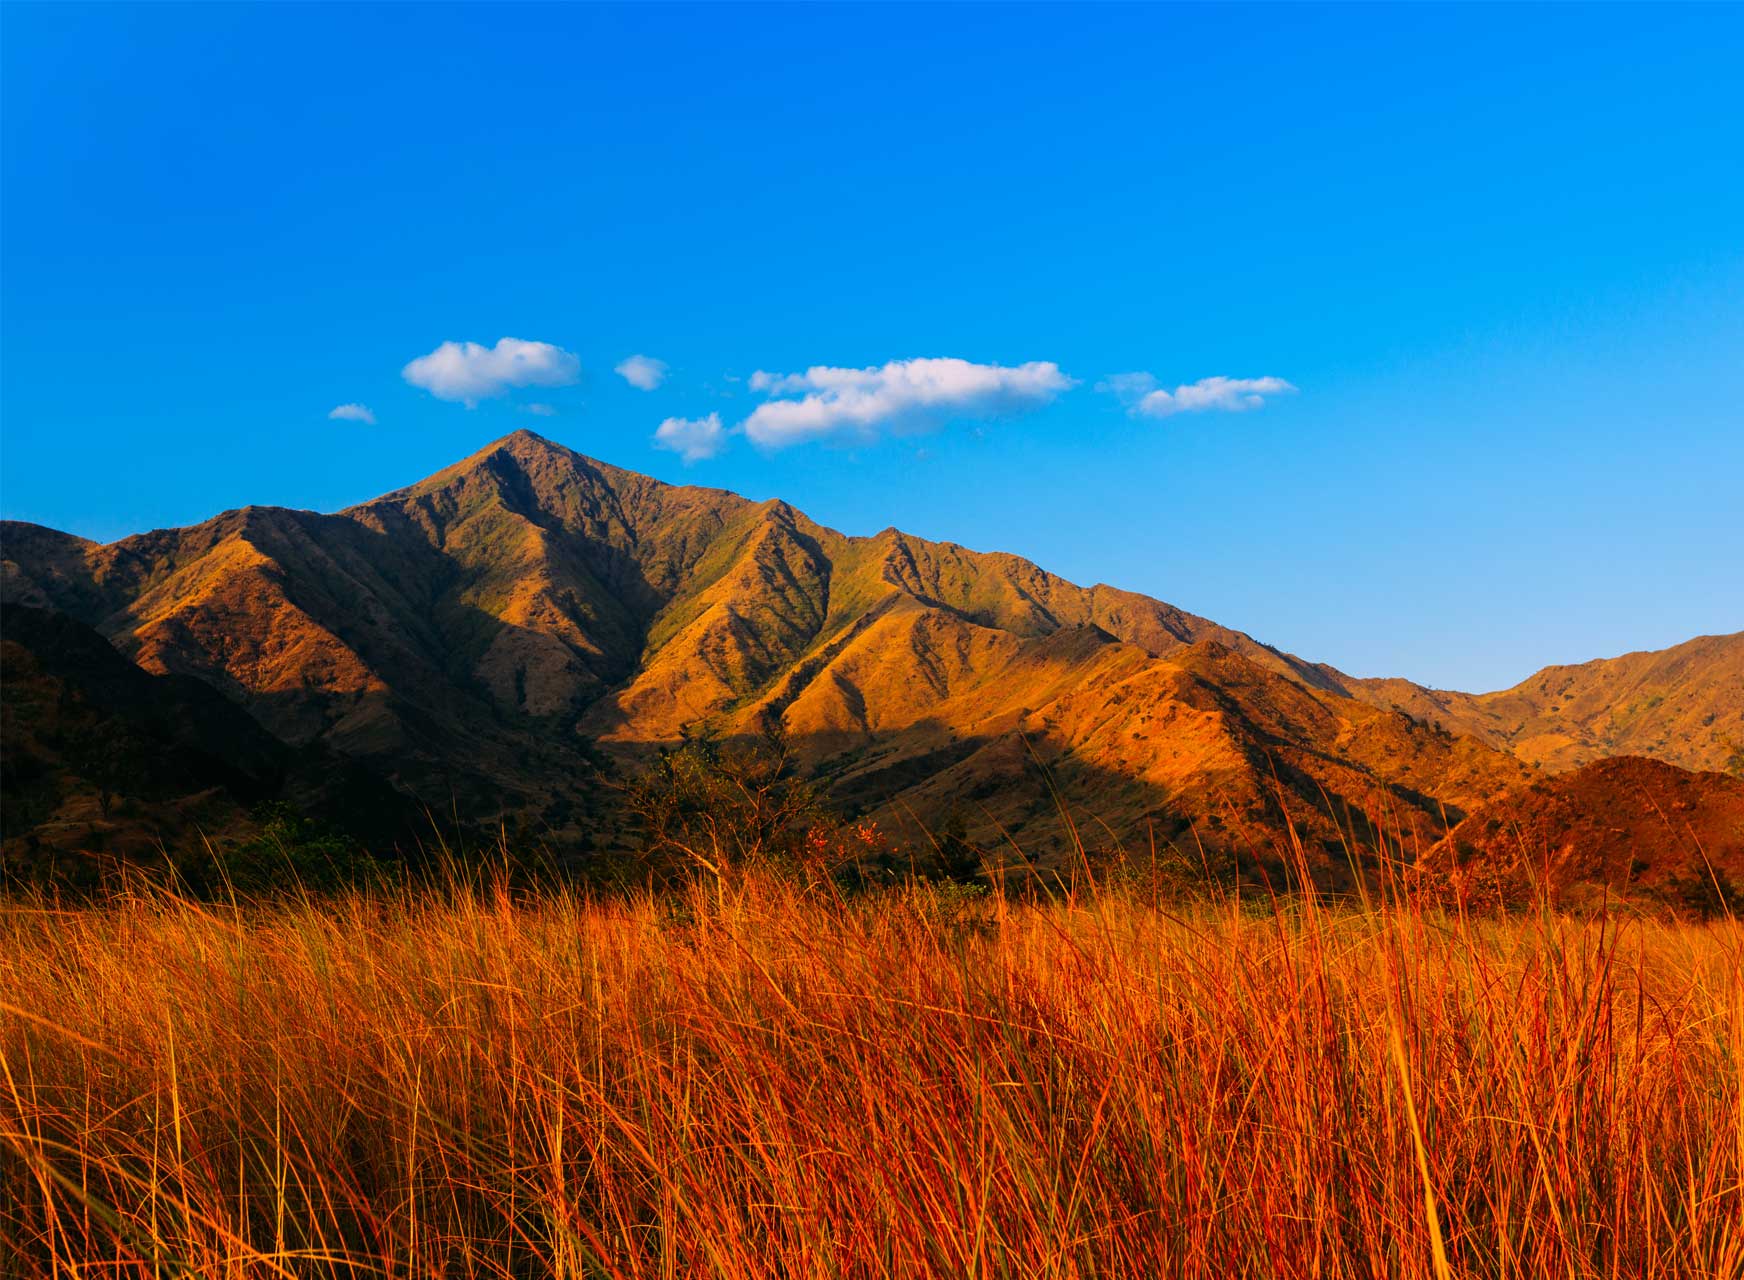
xmin=1095 ymin=373 xmax=1160 ymax=402
xmin=742 ymin=357 xmax=1075 ymax=448
xmin=615 ymin=354 xmax=668 ymax=391
xmin=1099 ymin=373 xmax=1296 ymax=418
xmin=523 ymin=403 xmax=558 ymax=417
xmin=328 ymin=403 xmax=376 ymax=425
xmin=653 ymin=412 xmax=727 ymax=463
xmin=402 ymin=337 xmax=580 ymax=406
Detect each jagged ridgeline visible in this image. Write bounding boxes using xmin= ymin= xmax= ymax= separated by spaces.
xmin=4 ymin=431 xmax=1740 ymax=883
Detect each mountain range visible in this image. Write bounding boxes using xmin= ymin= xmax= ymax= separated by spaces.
xmin=4 ymin=430 xmax=1740 ymax=888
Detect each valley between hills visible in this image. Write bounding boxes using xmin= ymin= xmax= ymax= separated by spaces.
xmin=3 ymin=429 xmax=1740 ymax=897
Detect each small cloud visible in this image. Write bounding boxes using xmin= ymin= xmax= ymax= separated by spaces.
xmin=523 ymin=403 xmax=558 ymax=417
xmin=615 ymin=354 xmax=669 ymax=391
xmin=1099 ymin=373 xmax=1296 ymax=418
xmin=653 ymin=412 xmax=727 ymax=463
xmin=742 ymin=356 xmax=1075 ymax=449
xmin=402 ymin=337 xmax=580 ymax=407
xmin=328 ymin=403 xmax=376 ymax=425
xmin=1094 ymin=372 xmax=1159 ymax=402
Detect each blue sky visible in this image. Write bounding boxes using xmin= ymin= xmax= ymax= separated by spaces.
xmin=3 ymin=3 xmax=1739 ymax=691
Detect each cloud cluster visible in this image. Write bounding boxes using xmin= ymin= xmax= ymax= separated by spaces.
xmin=327 ymin=403 xmax=376 ymax=425
xmin=742 ymin=357 xmax=1075 ymax=448
xmin=402 ymin=337 xmax=580 ymax=406
xmin=1099 ymin=373 xmax=1296 ymax=418
xmin=376 ymin=335 xmax=1293 ymax=465
xmin=653 ymin=412 xmax=727 ymax=463
xmin=615 ymin=354 xmax=668 ymax=391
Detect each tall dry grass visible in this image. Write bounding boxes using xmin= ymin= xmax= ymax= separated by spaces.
xmin=2 ymin=874 xmax=1741 ymax=1278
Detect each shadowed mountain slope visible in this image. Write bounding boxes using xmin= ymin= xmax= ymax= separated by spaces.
xmin=0 ymin=605 xmax=417 ymax=875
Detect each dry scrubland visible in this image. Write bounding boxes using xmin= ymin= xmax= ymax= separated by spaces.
xmin=2 ymin=875 xmax=1742 ymax=1278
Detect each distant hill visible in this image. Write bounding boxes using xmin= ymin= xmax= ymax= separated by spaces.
xmin=3 ymin=430 xmax=1734 ymax=875
xmin=1344 ymin=633 xmax=1743 ymax=774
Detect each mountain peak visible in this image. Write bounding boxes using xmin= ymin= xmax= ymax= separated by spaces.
xmin=491 ymin=427 xmax=567 ymax=457
xmin=465 ymin=427 xmax=590 ymax=475
xmin=352 ymin=428 xmax=607 ymax=515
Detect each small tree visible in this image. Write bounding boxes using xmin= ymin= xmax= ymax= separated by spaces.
xmin=64 ymin=720 xmax=137 ymax=820
xmin=620 ymin=717 xmax=825 ymax=895
xmin=932 ymin=812 xmax=984 ymax=884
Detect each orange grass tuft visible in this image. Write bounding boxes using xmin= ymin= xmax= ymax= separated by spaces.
xmin=2 ymin=875 xmax=1741 ymax=1277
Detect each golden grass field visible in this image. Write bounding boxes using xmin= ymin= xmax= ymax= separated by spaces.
xmin=2 ymin=873 xmax=1741 ymax=1278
